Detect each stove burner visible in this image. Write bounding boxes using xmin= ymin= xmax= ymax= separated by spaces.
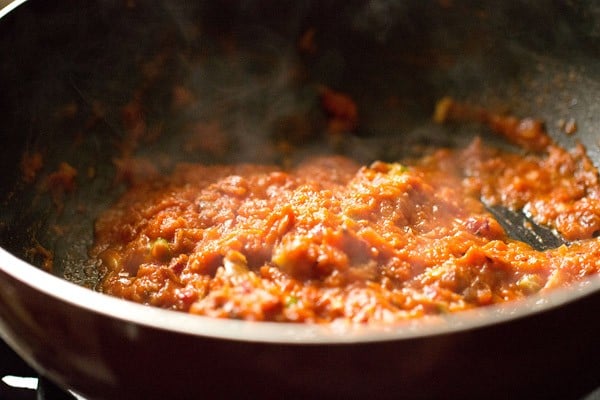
xmin=0 ymin=339 xmax=79 ymax=400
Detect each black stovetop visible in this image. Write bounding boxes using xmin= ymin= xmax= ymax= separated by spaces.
xmin=0 ymin=339 xmax=78 ymax=400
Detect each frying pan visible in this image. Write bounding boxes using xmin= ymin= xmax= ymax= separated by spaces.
xmin=1 ymin=1 xmax=599 ymax=398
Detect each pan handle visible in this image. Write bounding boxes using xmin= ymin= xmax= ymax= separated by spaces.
xmin=0 ymin=0 xmax=27 ymax=19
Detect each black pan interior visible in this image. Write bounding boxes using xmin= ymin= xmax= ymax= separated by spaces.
xmin=0 ymin=0 xmax=599 ymax=288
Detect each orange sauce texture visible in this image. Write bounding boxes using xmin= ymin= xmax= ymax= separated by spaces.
xmin=92 ymin=133 xmax=600 ymax=323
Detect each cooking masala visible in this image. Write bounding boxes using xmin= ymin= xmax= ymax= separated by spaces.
xmin=90 ymin=105 xmax=600 ymax=322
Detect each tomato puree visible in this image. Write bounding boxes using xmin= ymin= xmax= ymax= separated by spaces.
xmin=92 ymin=139 xmax=600 ymax=323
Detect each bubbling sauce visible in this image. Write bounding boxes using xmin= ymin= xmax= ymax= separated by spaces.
xmin=91 ymin=134 xmax=600 ymax=323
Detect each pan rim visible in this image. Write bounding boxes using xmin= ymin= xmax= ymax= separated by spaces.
xmin=0 ymin=0 xmax=26 ymax=19
xmin=1 ymin=247 xmax=599 ymax=344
